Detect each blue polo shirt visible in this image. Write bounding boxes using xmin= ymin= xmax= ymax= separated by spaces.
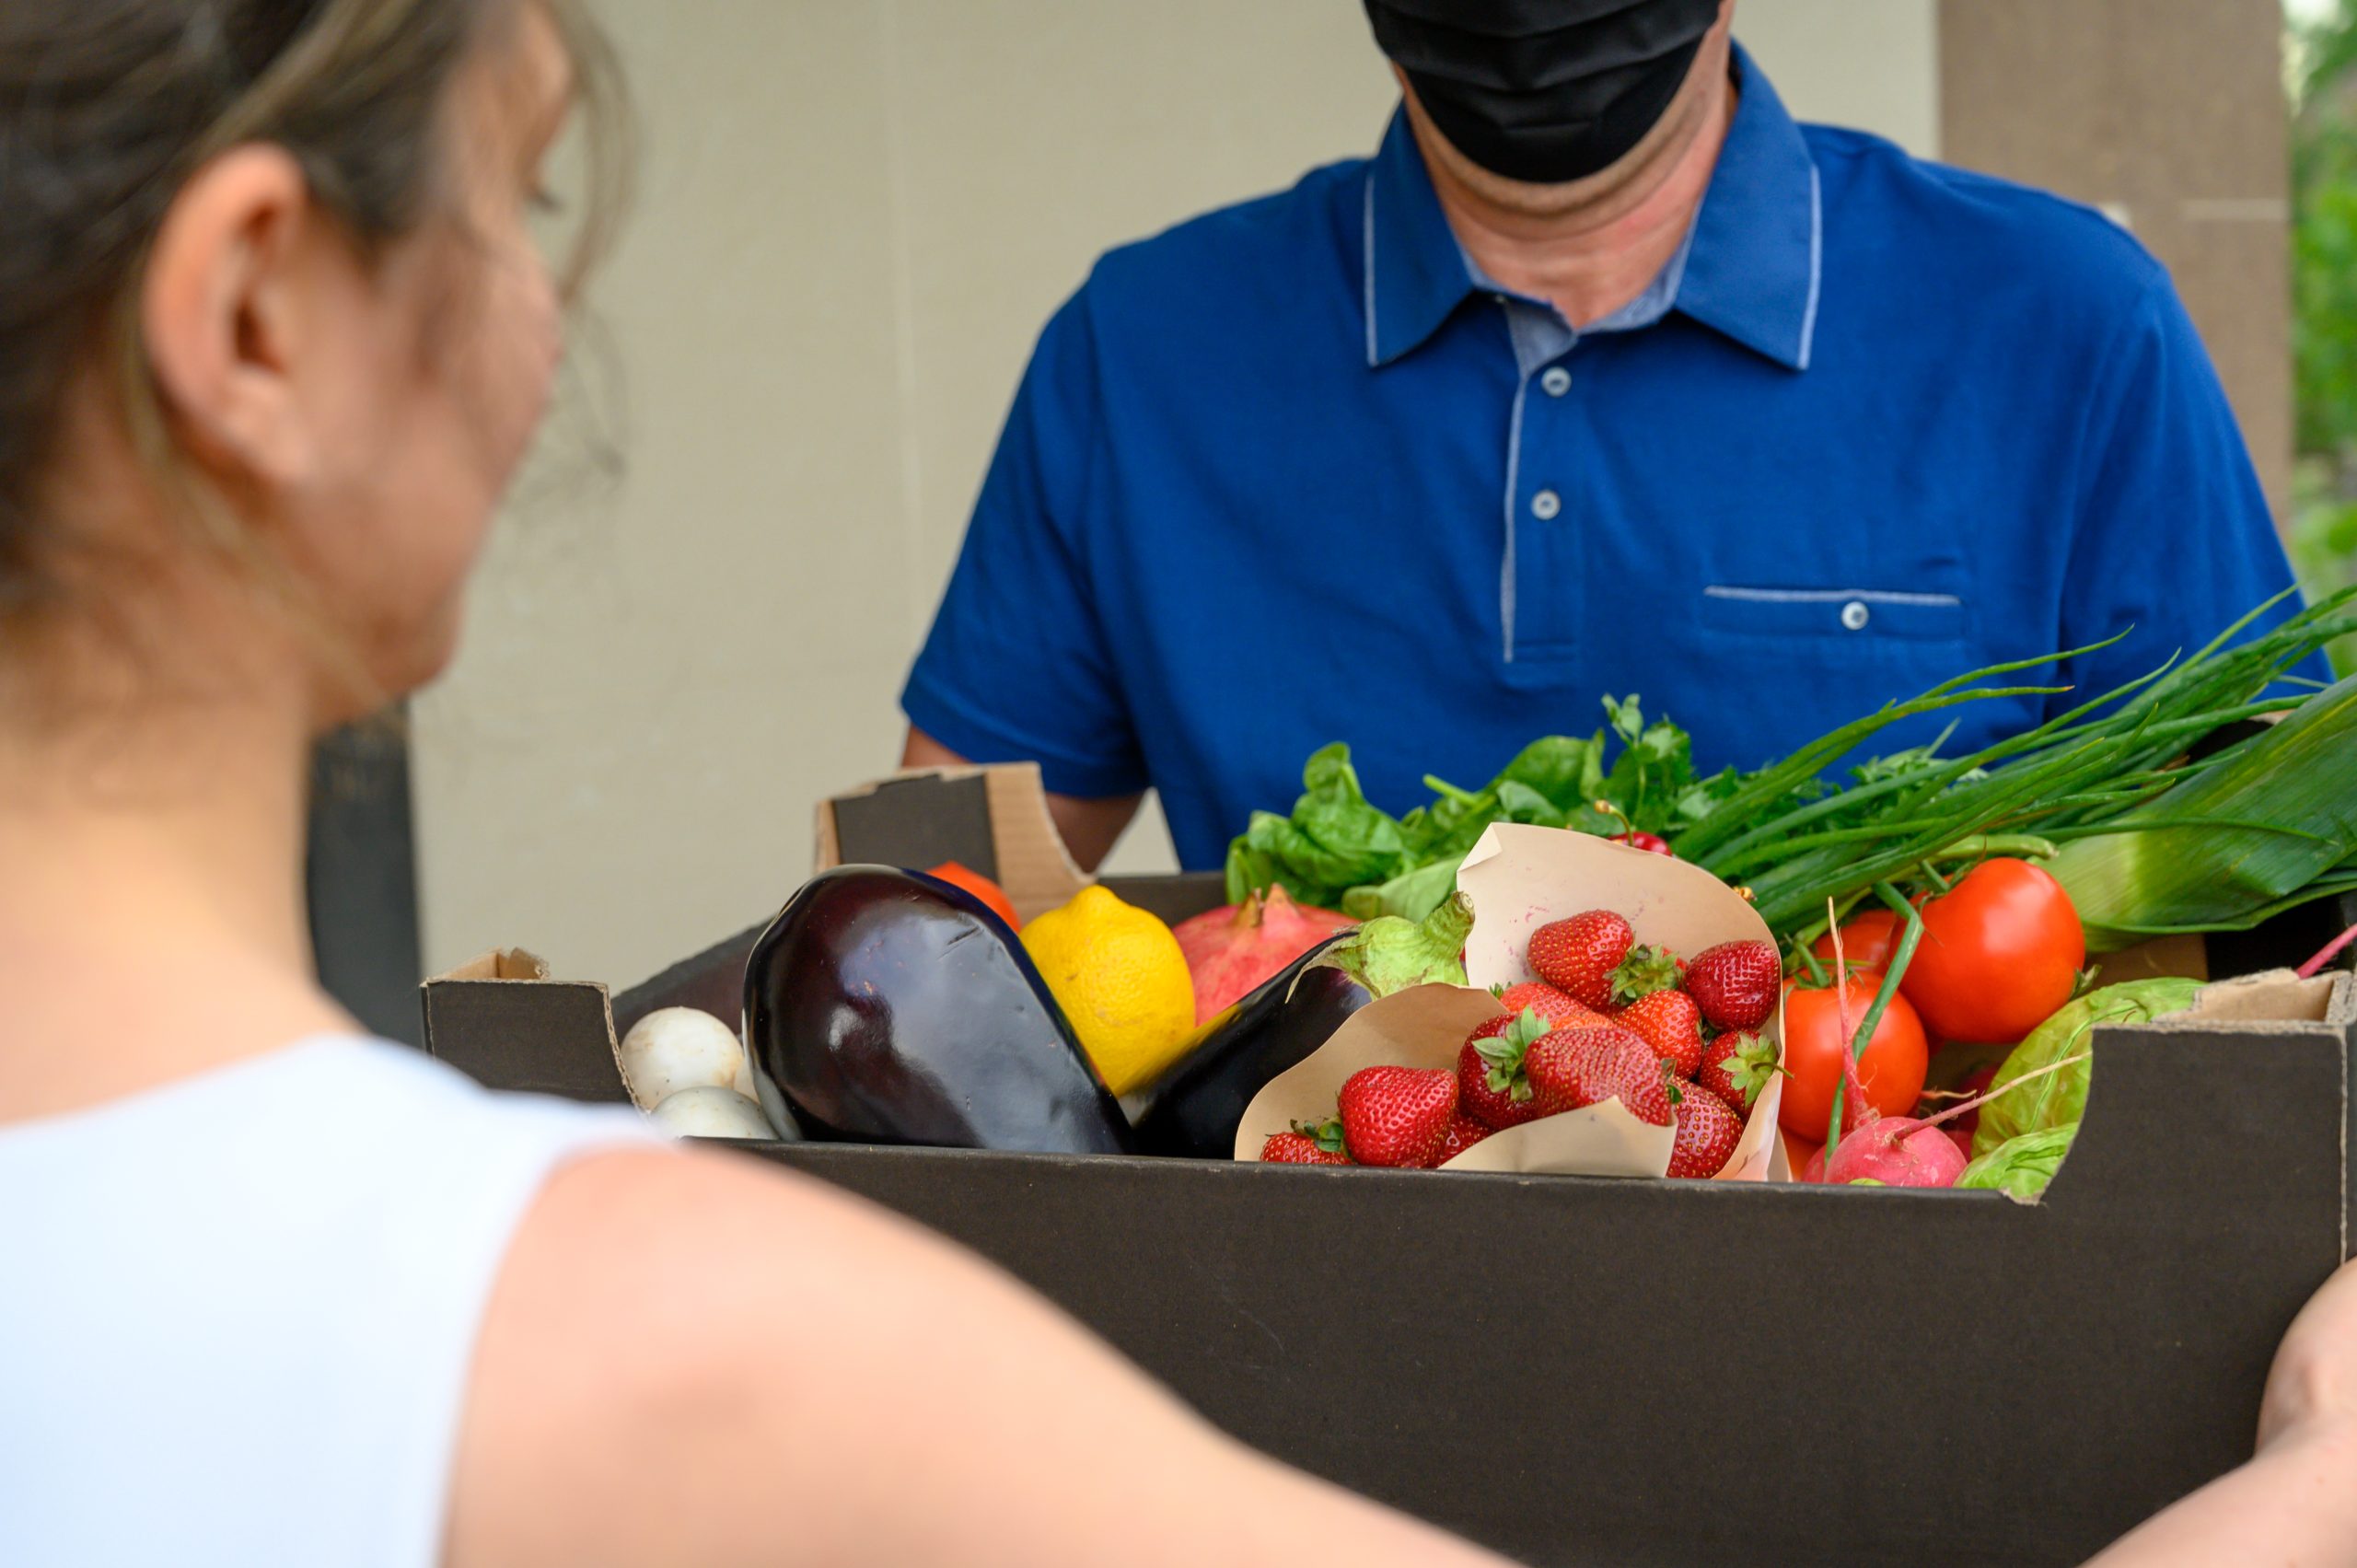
xmin=904 ymin=47 xmax=2314 ymax=871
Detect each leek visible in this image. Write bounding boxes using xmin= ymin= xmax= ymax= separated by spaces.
xmin=2045 ymin=674 xmax=2357 ymax=949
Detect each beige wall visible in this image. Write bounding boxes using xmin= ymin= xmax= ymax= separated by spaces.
xmin=412 ymin=0 xmax=1941 ymax=986
xmin=1938 ymin=0 xmax=2293 ymax=517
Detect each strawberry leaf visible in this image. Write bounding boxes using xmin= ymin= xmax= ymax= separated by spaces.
xmin=1608 ymin=944 xmax=1682 ymax=1005
xmin=1292 ymin=1116 xmax=1347 ymax=1156
xmin=1473 ymin=1008 xmax=1550 ymax=1078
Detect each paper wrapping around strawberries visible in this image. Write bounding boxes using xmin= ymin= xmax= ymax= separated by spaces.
xmin=1237 ymin=823 xmax=1787 ymax=1181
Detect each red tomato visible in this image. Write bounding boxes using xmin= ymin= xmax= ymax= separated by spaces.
xmin=1810 ymin=909 xmax=1903 ymax=975
xmin=923 ymin=861 xmax=1021 ymax=931
xmin=1900 ymin=859 xmax=2085 ymax=1045
xmin=1777 ymin=974 xmax=1930 ymax=1144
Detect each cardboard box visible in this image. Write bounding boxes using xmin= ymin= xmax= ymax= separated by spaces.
xmin=418 ymin=769 xmax=2357 ymax=1566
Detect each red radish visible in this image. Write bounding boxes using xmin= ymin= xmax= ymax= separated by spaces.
xmin=2299 ymin=918 xmax=2357 ymax=979
xmin=1593 ymin=800 xmax=1676 ymax=857
xmin=1172 ymin=888 xmax=1355 ymax=1025
xmin=1821 ymin=1116 xmax=1969 ymax=1188
xmin=1817 ymin=1048 xmax=2090 ymax=1189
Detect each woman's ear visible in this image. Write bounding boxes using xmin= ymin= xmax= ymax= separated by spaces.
xmin=139 ymin=144 xmax=320 ymax=488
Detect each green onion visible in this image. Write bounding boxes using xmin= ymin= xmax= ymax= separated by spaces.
xmin=1686 ymin=588 xmax=2357 ymax=936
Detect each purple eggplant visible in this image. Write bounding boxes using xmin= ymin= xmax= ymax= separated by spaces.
xmin=744 ymin=865 xmax=1134 ymax=1155
xmin=1130 ymin=936 xmax=1368 ymax=1158
xmin=1132 ymin=893 xmax=1479 ymax=1159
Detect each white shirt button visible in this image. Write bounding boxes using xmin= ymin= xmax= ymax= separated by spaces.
xmin=1531 ymin=489 xmax=1562 ymax=520
xmin=1541 ymin=366 xmax=1573 ymax=397
xmin=1840 ymin=599 xmax=1872 ymax=631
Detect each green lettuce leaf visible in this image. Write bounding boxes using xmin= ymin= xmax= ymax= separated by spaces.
xmin=1970 ymin=978 xmax=2204 ymax=1159
xmin=1341 ymin=856 xmax=1467 ymax=923
xmin=1956 ymin=1125 xmax=2079 ymax=1201
xmin=1313 ymin=892 xmax=1475 ymax=995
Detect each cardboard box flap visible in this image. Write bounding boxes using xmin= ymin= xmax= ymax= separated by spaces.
xmin=815 ymin=763 xmax=1087 ymax=923
xmin=420 ymin=954 xmax=624 ymax=1103
xmin=2178 ymin=969 xmax=2352 ymax=1028
xmin=434 ymin=948 xmax=552 ymax=982
xmin=825 ymin=771 xmax=998 ymax=880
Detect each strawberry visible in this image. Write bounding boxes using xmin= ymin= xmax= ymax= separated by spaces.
xmin=1527 ymin=911 xmax=1635 ymax=1010
xmin=1684 ymin=940 xmax=1782 ymax=1031
xmin=1666 ymin=1082 xmax=1744 ymax=1179
xmin=1613 ymin=988 xmax=1706 ymax=1079
xmin=1523 ymin=1025 xmax=1674 ymax=1126
xmin=1337 ymin=1065 xmax=1458 ymax=1168
xmin=1459 ymin=1010 xmax=1549 ymax=1130
xmin=1696 ymin=1029 xmax=1782 ymax=1118
xmin=1260 ymin=1118 xmax=1349 ymax=1165
xmin=1493 ymin=981 xmax=1604 ymax=1031
xmin=1435 ymin=1112 xmax=1492 ymax=1166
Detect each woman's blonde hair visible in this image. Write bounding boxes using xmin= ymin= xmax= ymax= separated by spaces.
xmin=0 ymin=0 xmax=626 ymax=707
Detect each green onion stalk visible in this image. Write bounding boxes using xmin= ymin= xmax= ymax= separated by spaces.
xmin=1678 ymin=587 xmax=2357 ymax=942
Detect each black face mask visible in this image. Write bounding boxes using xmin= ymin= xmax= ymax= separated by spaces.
xmin=1363 ymin=0 xmax=1723 ymax=184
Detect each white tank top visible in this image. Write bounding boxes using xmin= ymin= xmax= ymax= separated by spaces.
xmin=0 ymin=1036 xmax=652 ymax=1567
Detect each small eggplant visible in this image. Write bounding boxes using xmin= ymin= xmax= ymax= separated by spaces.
xmin=1131 ymin=936 xmax=1368 ymax=1158
xmin=745 ymin=865 xmax=1134 ymax=1155
xmin=1132 ymin=893 xmax=1477 ymax=1159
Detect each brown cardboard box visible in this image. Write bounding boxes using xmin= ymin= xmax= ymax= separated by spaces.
xmin=418 ymin=766 xmax=2357 ymax=1567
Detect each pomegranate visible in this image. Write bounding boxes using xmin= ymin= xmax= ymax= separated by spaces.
xmin=1172 ymin=888 xmax=1356 ymax=1025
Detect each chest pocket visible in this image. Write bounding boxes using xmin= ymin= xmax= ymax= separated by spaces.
xmin=1674 ymin=582 xmax=1996 ymax=772
xmin=1701 ymin=586 xmax=1967 ymax=644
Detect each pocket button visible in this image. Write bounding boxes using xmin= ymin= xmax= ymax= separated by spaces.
xmin=1840 ymin=599 xmax=1872 ymax=632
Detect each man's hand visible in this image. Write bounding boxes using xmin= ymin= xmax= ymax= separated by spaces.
xmin=2259 ymin=1256 xmax=2357 ymax=1454
xmin=2082 ymin=1258 xmax=2357 ymax=1566
xmin=901 ymin=728 xmax=1144 ymax=873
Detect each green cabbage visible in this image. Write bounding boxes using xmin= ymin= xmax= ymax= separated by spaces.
xmin=1969 ymin=978 xmax=2203 ymax=1159
xmin=1957 ymin=1125 xmax=2080 ymax=1201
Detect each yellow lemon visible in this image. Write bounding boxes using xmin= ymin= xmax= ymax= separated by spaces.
xmin=1020 ymin=885 xmax=1198 ymax=1096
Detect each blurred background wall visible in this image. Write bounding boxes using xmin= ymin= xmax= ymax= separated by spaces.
xmin=342 ymin=0 xmax=2299 ymax=1005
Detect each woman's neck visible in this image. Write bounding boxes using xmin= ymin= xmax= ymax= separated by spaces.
xmin=1411 ymin=55 xmax=1736 ymax=328
xmin=0 ymin=677 xmax=350 ymax=1122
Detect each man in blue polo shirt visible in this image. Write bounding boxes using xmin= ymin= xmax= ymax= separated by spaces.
xmin=901 ymin=0 xmax=2315 ymax=873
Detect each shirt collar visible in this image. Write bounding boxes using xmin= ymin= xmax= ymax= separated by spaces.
xmin=1362 ymin=42 xmax=1822 ymax=373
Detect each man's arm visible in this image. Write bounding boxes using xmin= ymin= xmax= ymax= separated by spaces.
xmin=2055 ymin=271 xmax=2327 ymax=708
xmin=2082 ymin=1258 xmax=2357 ymax=1566
xmin=900 ymin=291 xmax=1155 ymax=851
xmin=903 ymin=726 xmax=1143 ymax=874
